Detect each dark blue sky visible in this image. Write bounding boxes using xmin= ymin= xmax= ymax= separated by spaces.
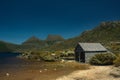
xmin=0 ymin=0 xmax=120 ymax=44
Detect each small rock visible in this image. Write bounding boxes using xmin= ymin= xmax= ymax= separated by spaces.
xmin=61 ymin=59 xmax=65 ymax=63
xmin=51 ymin=54 xmax=56 ymax=56
xmin=6 ymin=73 xmax=10 ymax=77
xmin=39 ymin=70 xmax=42 ymax=73
xmin=54 ymin=68 xmax=57 ymax=70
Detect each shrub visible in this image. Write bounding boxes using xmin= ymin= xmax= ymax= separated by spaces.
xmin=89 ymin=53 xmax=116 ymax=65
xmin=41 ymin=55 xmax=56 ymax=62
xmin=114 ymin=54 xmax=120 ymax=67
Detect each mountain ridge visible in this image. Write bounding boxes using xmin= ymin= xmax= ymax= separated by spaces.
xmin=0 ymin=21 xmax=120 ymax=52
xmin=46 ymin=34 xmax=64 ymax=41
xmin=47 ymin=21 xmax=120 ymax=50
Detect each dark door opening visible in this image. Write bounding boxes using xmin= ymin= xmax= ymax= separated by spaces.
xmin=80 ymin=52 xmax=85 ymax=63
xmin=75 ymin=52 xmax=79 ymax=61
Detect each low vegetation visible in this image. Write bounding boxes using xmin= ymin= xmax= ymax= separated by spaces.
xmin=89 ymin=53 xmax=116 ymax=65
xmin=110 ymin=54 xmax=120 ymax=78
xmin=114 ymin=54 xmax=120 ymax=67
xmin=19 ymin=49 xmax=75 ymax=62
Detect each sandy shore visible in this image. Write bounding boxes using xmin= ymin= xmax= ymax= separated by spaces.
xmin=56 ymin=66 xmax=120 ymax=80
xmin=0 ymin=65 xmax=74 ymax=80
xmin=0 ymin=61 xmax=89 ymax=80
xmin=1 ymin=62 xmax=119 ymax=80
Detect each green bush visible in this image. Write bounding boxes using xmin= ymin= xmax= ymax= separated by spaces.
xmin=114 ymin=54 xmax=120 ymax=67
xmin=41 ymin=55 xmax=56 ymax=62
xmin=89 ymin=53 xmax=116 ymax=65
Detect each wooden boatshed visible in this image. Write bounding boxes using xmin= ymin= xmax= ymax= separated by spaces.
xmin=74 ymin=43 xmax=108 ymax=63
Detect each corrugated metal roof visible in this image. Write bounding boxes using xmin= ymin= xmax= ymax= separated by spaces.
xmin=78 ymin=43 xmax=107 ymax=51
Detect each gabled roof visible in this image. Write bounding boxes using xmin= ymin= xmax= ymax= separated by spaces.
xmin=78 ymin=43 xmax=107 ymax=52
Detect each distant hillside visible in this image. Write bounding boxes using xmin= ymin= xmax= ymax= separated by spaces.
xmin=22 ymin=36 xmax=42 ymax=45
xmin=0 ymin=41 xmax=13 ymax=52
xmin=21 ymin=35 xmax=65 ymax=50
xmin=22 ymin=36 xmax=46 ymax=50
xmin=0 ymin=21 xmax=120 ymax=52
xmin=46 ymin=34 xmax=64 ymax=41
xmin=78 ymin=21 xmax=120 ymax=42
xmin=48 ymin=21 xmax=120 ymax=50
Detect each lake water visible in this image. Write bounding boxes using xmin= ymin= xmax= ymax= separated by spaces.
xmin=0 ymin=52 xmax=50 ymax=71
xmin=0 ymin=52 xmax=22 ymax=64
xmin=0 ymin=52 xmax=41 ymax=70
xmin=0 ymin=52 xmax=27 ymax=71
xmin=0 ymin=52 xmax=85 ymax=80
xmin=0 ymin=52 xmax=45 ymax=75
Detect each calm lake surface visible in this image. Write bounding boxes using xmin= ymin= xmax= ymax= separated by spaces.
xmin=0 ymin=52 xmax=40 ymax=71
xmin=0 ymin=52 xmax=51 ymax=71
xmin=0 ymin=52 xmax=21 ymax=64
xmin=0 ymin=52 xmax=25 ymax=70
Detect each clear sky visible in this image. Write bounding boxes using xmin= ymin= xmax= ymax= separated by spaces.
xmin=0 ymin=0 xmax=120 ymax=44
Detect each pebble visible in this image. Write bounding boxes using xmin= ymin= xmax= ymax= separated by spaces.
xmin=39 ymin=70 xmax=42 ymax=73
xmin=61 ymin=59 xmax=65 ymax=63
xmin=54 ymin=68 xmax=57 ymax=71
xmin=6 ymin=73 xmax=10 ymax=77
